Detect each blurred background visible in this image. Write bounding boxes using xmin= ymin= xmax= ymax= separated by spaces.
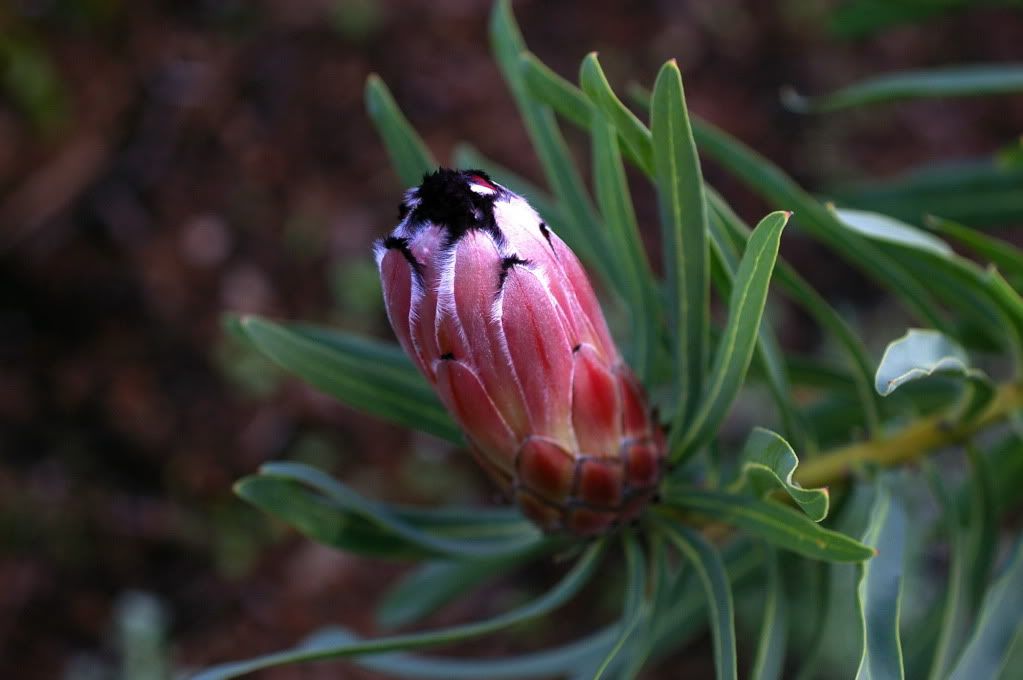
xmin=2 ymin=0 xmax=1021 ymax=677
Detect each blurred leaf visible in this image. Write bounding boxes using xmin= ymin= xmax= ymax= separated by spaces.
xmin=793 ymin=484 xmax=877 ymax=679
xmin=948 ymin=540 xmax=1023 ymax=680
xmin=236 ymin=475 xmax=430 ymax=559
xmin=964 ymin=446 xmax=998 ymax=611
xmin=686 ymin=117 xmax=951 ymax=331
xmin=874 ymin=330 xmax=993 ymax=422
xmin=733 ymin=427 xmax=829 ymax=522
xmin=828 ymin=0 xmax=1018 ymax=38
xmin=279 ymin=625 xmax=617 ymax=680
xmin=377 ymin=555 xmax=537 ymax=630
xmin=451 ymin=143 xmax=563 ymax=226
xmin=829 ymin=160 xmax=1023 ymax=228
xmin=0 ymin=34 xmax=69 ymax=133
xmin=661 ymin=524 xmax=738 ymax=680
xmin=651 ymin=59 xmax=710 ymax=431
xmin=589 ymin=107 xmax=661 ymax=382
xmin=664 ymin=489 xmax=874 ymax=562
xmin=831 ymin=207 xmax=954 ymax=257
xmin=675 ymin=211 xmax=789 ymax=460
xmin=926 ymin=216 xmax=1023 ymax=288
xmin=579 ymin=53 xmax=655 ymax=176
xmin=750 ymin=547 xmax=788 ymax=680
xmin=193 ymin=541 xmax=604 ymax=680
xmin=855 ymin=480 xmax=907 ymax=680
xmin=236 ymin=316 xmax=461 ymax=443
xmin=784 ymin=64 xmax=1023 ymax=112
xmin=590 ymin=532 xmax=647 ymax=680
xmin=364 ymin=75 xmax=437 ymax=187
xmin=490 ymin=0 xmax=614 ymax=286
xmin=242 ymin=462 xmax=548 ymax=561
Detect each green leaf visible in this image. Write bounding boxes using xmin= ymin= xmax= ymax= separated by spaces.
xmin=784 ymin=64 xmax=1023 ymax=113
xmin=489 ymin=0 xmax=612 ymax=286
xmin=237 ymin=317 xmax=461 ymax=442
xmin=660 ymin=524 xmax=738 ymax=680
xmin=376 ymin=551 xmax=543 ymax=630
xmin=706 ymin=195 xmax=809 ymax=452
xmin=832 ymin=207 xmax=954 ymax=257
xmin=674 ymin=211 xmax=789 ymax=460
xmin=193 ymin=541 xmax=605 ymax=680
xmin=364 ymin=75 xmax=437 ymax=187
xmin=829 ymin=159 xmax=1023 ymax=229
xmin=579 ymin=53 xmax=655 ymax=176
xmin=924 ymin=466 xmax=975 ymax=680
xmin=296 ymin=626 xmax=618 ymax=679
xmin=874 ymin=330 xmax=992 ymax=414
xmin=236 ymin=475 xmax=428 ymax=559
xmin=518 ymin=50 xmax=591 ymax=128
xmin=733 ymin=427 xmax=829 ymax=522
xmin=589 ymin=107 xmax=660 ymax=382
xmin=651 ymin=59 xmax=710 ymax=430
xmin=663 ymin=489 xmax=875 ymax=563
xmin=926 ymin=216 xmax=1023 ymax=283
xmin=708 ymin=189 xmax=881 ymax=437
xmin=750 ymin=546 xmax=788 ymax=680
xmin=590 ymin=532 xmax=647 ymax=680
xmin=249 ymin=462 xmax=547 ymax=560
xmin=688 ymin=117 xmax=950 ymax=332
xmin=948 ymin=540 xmax=1023 ymax=680
xmin=855 ymin=480 xmax=907 ymax=680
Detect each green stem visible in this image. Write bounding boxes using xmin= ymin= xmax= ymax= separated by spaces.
xmin=794 ymin=382 xmax=1023 ymax=489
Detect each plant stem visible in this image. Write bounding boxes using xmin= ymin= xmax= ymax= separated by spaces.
xmin=794 ymin=381 xmax=1023 ymax=489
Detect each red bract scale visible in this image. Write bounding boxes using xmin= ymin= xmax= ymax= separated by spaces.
xmin=375 ymin=168 xmax=665 ymax=535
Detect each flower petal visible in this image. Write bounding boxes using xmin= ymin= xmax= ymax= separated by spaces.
xmin=570 ymin=343 xmax=621 ymax=457
xmin=434 ymin=359 xmax=517 ymax=474
xmin=499 ymin=264 xmax=575 ymax=445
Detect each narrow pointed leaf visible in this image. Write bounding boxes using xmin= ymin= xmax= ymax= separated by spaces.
xmin=830 ymin=159 xmax=1023 ymax=228
xmin=948 ymin=540 xmax=1023 ymax=680
xmin=295 ymin=626 xmax=618 ymax=680
xmin=590 ymin=532 xmax=647 ymax=680
xmin=376 ymin=549 xmax=546 ymax=630
xmin=252 ymin=462 xmax=548 ymax=560
xmin=238 ymin=316 xmax=461 ymax=442
xmin=589 ymin=108 xmax=660 ymax=382
xmin=675 ymin=211 xmax=789 ymax=460
xmin=688 ymin=117 xmax=950 ymax=332
xmin=579 ymin=53 xmax=654 ymax=175
xmin=751 ymin=546 xmax=788 ymax=680
xmin=193 ymin=541 xmax=604 ymax=680
xmin=364 ymin=75 xmax=437 ymax=187
xmin=927 ymin=216 xmax=1023 ymax=286
xmin=832 ymin=207 xmax=954 ymax=257
xmin=706 ymin=199 xmax=808 ymax=453
xmin=664 ymin=489 xmax=874 ymax=562
xmin=855 ymin=480 xmax=907 ymax=680
xmin=651 ymin=60 xmax=710 ymax=429
xmin=784 ymin=64 xmax=1023 ymax=113
xmin=660 ymin=524 xmax=738 ymax=680
xmin=489 ymin=0 xmax=613 ymax=287
xmin=708 ymin=190 xmax=881 ymax=435
xmin=734 ymin=427 xmax=829 ymax=522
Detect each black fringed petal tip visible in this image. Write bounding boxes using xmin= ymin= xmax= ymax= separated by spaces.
xmin=409 ymin=168 xmax=504 ymax=243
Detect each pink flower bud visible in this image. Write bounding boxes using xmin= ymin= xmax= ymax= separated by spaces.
xmin=375 ymin=169 xmax=664 ymax=535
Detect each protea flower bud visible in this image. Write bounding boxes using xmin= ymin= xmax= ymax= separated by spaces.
xmin=375 ymin=168 xmax=664 ymax=535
